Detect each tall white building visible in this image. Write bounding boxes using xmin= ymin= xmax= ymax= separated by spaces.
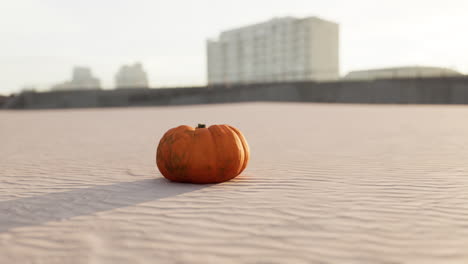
xmin=115 ymin=63 xmax=149 ymax=89
xmin=207 ymin=16 xmax=339 ymax=85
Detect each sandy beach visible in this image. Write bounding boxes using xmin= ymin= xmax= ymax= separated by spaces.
xmin=1 ymin=102 xmax=468 ymax=263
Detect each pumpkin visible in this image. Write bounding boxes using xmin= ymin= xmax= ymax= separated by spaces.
xmin=156 ymin=124 xmax=250 ymax=184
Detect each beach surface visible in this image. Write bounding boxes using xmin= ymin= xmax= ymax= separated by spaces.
xmin=1 ymin=102 xmax=468 ymax=263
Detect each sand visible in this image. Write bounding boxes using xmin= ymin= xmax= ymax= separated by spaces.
xmin=1 ymin=102 xmax=468 ymax=263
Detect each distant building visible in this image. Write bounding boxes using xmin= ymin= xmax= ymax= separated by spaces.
xmin=115 ymin=63 xmax=149 ymax=89
xmin=20 ymin=85 xmax=37 ymax=92
xmin=207 ymin=16 xmax=340 ymax=85
xmin=344 ymin=66 xmax=462 ymax=80
xmin=52 ymin=67 xmax=101 ymax=90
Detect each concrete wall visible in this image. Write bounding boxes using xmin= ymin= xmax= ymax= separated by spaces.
xmin=0 ymin=95 xmax=8 ymax=108
xmin=5 ymin=76 xmax=468 ymax=109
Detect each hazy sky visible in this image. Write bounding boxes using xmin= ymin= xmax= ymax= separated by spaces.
xmin=1 ymin=0 xmax=467 ymax=94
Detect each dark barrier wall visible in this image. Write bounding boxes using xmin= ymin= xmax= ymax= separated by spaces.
xmin=5 ymin=76 xmax=468 ymax=109
xmin=0 ymin=95 xmax=7 ymax=108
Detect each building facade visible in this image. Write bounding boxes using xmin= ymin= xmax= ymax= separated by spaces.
xmin=344 ymin=66 xmax=462 ymax=80
xmin=207 ymin=16 xmax=339 ymax=85
xmin=115 ymin=63 xmax=149 ymax=89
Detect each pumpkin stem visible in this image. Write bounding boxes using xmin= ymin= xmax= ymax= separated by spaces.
xmin=197 ymin=124 xmax=206 ymax=128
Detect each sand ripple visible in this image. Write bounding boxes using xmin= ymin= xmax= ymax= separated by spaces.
xmin=1 ymin=103 xmax=468 ymax=263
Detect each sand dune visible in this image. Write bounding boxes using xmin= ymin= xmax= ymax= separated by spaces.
xmin=1 ymin=103 xmax=468 ymax=263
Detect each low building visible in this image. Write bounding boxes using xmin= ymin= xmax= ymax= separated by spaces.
xmin=115 ymin=63 xmax=149 ymax=89
xmin=52 ymin=67 xmax=101 ymax=90
xmin=344 ymin=66 xmax=462 ymax=80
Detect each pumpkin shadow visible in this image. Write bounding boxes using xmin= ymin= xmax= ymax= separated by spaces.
xmin=0 ymin=177 xmax=211 ymax=233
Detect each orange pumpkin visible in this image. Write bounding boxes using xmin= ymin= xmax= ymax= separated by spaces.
xmin=156 ymin=124 xmax=250 ymax=184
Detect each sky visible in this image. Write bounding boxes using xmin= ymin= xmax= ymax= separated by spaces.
xmin=1 ymin=0 xmax=467 ymax=94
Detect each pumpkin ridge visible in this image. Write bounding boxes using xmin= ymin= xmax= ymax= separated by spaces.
xmin=176 ymin=127 xmax=195 ymax=181
xmin=217 ymin=125 xmax=243 ymax=179
xmin=207 ymin=125 xmax=224 ymax=179
xmin=227 ymin=125 xmax=249 ymax=174
xmin=224 ymin=125 xmax=246 ymax=176
xmin=204 ymin=127 xmax=218 ymax=180
xmin=209 ymin=125 xmax=233 ymax=180
xmin=157 ymin=129 xmax=178 ymax=179
xmin=165 ymin=126 xmax=193 ymax=181
xmin=166 ymin=129 xmax=181 ymax=178
xmin=188 ymin=125 xmax=203 ymax=182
